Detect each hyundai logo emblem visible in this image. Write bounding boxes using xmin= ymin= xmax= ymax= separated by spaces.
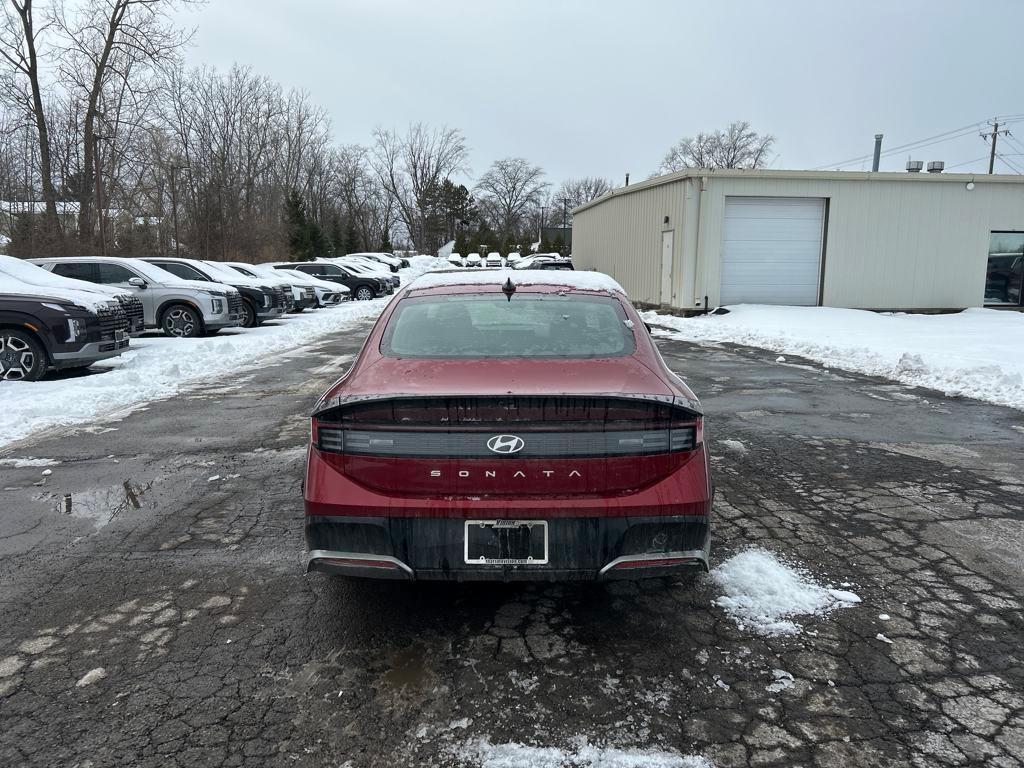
xmin=486 ymin=434 xmax=525 ymax=454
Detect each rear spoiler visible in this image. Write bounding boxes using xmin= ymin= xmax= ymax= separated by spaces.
xmin=311 ymin=392 xmax=702 ymax=419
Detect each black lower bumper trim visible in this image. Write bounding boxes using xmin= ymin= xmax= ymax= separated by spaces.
xmin=305 ymin=514 xmax=710 ymax=581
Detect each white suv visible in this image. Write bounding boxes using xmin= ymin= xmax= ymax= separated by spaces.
xmin=31 ymin=256 xmax=244 ymax=337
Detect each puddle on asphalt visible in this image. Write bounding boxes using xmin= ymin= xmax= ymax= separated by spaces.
xmin=49 ymin=480 xmax=153 ymax=526
xmin=382 ymin=643 xmax=431 ymax=690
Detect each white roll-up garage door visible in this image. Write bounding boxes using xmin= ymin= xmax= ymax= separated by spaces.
xmin=720 ymin=197 xmax=825 ymax=306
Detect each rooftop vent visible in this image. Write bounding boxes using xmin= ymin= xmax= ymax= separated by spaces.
xmin=927 ymin=161 xmax=945 ymax=173
xmin=906 ymin=160 xmax=924 ymax=173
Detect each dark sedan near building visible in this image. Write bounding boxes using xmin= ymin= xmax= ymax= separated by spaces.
xmin=304 ymin=269 xmax=712 ymax=581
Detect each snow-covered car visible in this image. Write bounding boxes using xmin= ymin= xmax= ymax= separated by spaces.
xmin=464 ymin=252 xmax=482 ymax=268
xmin=447 ymin=252 xmax=464 ymax=268
xmin=485 ymin=252 xmax=503 ymax=268
xmin=274 ymin=262 xmax=389 ymax=301
xmin=0 ymin=255 xmax=145 ymax=336
xmin=333 ymin=257 xmax=399 ymax=290
xmin=31 ymin=256 xmax=244 ymax=338
xmin=0 ymin=286 xmax=132 ymax=380
xmin=506 ymin=252 xmax=522 ymax=264
xmin=143 ymin=257 xmax=288 ymax=327
xmin=222 ymin=262 xmax=317 ymax=312
xmin=269 ymin=267 xmax=350 ymax=306
xmin=346 ymin=252 xmax=402 ymax=272
xmin=513 ymin=256 xmax=574 ymax=271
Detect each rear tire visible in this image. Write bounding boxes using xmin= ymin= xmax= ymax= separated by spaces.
xmin=241 ymin=299 xmax=259 ymax=328
xmin=160 ymin=304 xmax=203 ymax=338
xmin=0 ymin=329 xmax=47 ymax=381
xmin=355 ymin=286 xmax=374 ymax=301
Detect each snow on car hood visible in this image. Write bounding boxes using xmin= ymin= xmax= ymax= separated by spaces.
xmin=0 ymin=277 xmax=118 ymax=312
xmin=0 ymin=255 xmax=126 ymax=298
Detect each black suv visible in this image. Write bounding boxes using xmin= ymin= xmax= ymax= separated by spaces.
xmin=1 ymin=292 xmax=131 ymax=381
xmin=275 ymin=262 xmax=389 ymax=301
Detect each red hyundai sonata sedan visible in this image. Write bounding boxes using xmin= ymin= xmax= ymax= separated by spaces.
xmin=304 ymin=269 xmax=712 ymax=581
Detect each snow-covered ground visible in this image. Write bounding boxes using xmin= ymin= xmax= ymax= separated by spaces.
xmin=0 ymin=256 xmax=443 ymax=449
xmin=710 ymin=548 xmax=861 ymax=637
xmin=642 ymin=305 xmax=1024 ymax=411
xmin=459 ymin=737 xmax=711 ymax=768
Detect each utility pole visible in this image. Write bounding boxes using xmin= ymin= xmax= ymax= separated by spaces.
xmin=982 ymin=119 xmax=1011 ymax=174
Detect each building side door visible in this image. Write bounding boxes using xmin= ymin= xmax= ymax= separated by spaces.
xmin=660 ymin=230 xmax=674 ymax=305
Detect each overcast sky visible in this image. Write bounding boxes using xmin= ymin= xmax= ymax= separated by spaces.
xmin=175 ymin=0 xmax=1024 ymax=185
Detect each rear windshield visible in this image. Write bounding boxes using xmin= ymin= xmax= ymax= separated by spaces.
xmin=381 ymin=293 xmax=636 ymax=358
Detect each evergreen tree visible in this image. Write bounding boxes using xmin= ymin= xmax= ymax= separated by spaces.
xmin=552 ymin=233 xmax=565 ymax=256
xmin=379 ymin=230 xmax=392 ymax=252
xmin=539 ymin=233 xmax=553 ymax=254
xmin=328 ymin=215 xmax=344 ymax=256
xmin=343 ymin=221 xmax=361 ymax=254
xmin=454 ymin=230 xmax=469 ymax=254
xmin=284 ymin=189 xmax=311 ymax=260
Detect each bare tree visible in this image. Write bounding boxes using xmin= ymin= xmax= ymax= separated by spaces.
xmin=551 ymin=176 xmax=612 ymax=222
xmin=55 ymin=0 xmax=194 ymax=247
xmin=0 ymin=0 xmax=60 ymax=239
xmin=474 ymin=157 xmax=547 ymax=241
xmin=657 ymin=121 xmax=775 ymax=175
xmin=372 ymin=123 xmax=467 ymax=252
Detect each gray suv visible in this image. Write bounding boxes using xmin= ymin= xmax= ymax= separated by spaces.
xmin=31 ymin=256 xmax=244 ymax=338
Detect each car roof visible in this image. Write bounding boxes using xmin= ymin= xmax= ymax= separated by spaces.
xmin=402 ymin=269 xmax=625 ymax=297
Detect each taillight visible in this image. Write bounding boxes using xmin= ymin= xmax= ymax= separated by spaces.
xmin=312 ymin=397 xmax=704 ymax=456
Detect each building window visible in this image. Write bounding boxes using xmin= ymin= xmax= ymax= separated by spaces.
xmin=986 ymin=232 xmax=1023 ymax=307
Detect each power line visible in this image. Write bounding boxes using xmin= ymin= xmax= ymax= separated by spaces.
xmin=815 ymin=115 xmax=1024 ymax=170
xmin=815 ymin=122 xmax=983 ymax=169
xmin=995 ymin=152 xmax=1023 ymax=174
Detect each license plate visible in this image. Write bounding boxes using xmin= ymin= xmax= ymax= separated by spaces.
xmin=464 ymin=520 xmax=548 ymax=565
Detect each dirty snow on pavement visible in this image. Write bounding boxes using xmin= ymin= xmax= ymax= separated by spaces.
xmin=0 ymin=256 xmax=442 ymax=449
xmin=642 ymin=305 xmax=1024 ymax=411
xmin=710 ymin=548 xmax=861 ymax=636
xmin=459 ymin=737 xmax=712 ymax=768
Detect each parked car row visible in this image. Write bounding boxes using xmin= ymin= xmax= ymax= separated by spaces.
xmin=0 ymin=254 xmax=370 ymax=381
xmin=446 ymin=251 xmax=574 ymax=271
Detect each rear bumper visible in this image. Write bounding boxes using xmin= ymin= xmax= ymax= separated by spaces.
xmin=305 ymin=514 xmax=710 ymax=581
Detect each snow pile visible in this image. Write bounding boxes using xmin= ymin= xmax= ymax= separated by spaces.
xmin=407 ymin=269 xmax=626 ymax=295
xmin=642 ymin=305 xmax=1024 ymax=411
xmin=710 ymin=549 xmax=860 ymax=636
xmin=0 ymin=456 xmax=59 ymax=467
xmin=461 ymin=737 xmax=711 ymax=768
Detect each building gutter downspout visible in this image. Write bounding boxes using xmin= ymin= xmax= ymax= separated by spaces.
xmin=692 ymin=174 xmax=709 ymax=312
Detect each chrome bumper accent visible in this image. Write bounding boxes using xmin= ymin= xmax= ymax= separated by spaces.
xmin=305 ymin=549 xmax=414 ymax=576
xmin=599 ymin=543 xmax=710 ymax=577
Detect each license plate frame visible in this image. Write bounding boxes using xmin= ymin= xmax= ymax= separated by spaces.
xmin=464 ymin=520 xmax=549 ymax=566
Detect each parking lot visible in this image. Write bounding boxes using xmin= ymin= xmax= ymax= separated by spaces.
xmin=1 ymin=321 xmax=1022 ymax=768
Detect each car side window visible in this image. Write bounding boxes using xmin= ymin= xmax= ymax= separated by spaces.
xmin=158 ymin=262 xmax=208 ymax=281
xmin=96 ymin=263 xmax=137 ymax=284
xmin=293 ymin=265 xmax=316 ymax=275
xmin=51 ymin=262 xmax=99 ymax=282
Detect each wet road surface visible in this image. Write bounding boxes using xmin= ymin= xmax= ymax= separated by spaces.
xmin=1 ymin=323 xmax=1022 ymax=767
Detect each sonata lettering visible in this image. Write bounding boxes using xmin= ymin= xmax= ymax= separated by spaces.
xmin=428 ymin=469 xmax=584 ymax=479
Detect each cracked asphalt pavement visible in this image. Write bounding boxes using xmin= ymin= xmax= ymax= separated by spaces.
xmin=1 ymin=321 xmax=1022 ymax=767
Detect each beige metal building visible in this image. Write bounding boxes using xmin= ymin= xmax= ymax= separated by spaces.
xmin=572 ymin=168 xmax=1024 ymax=312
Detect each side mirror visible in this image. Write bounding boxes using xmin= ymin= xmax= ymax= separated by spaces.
xmin=128 ymin=277 xmax=147 ymax=288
